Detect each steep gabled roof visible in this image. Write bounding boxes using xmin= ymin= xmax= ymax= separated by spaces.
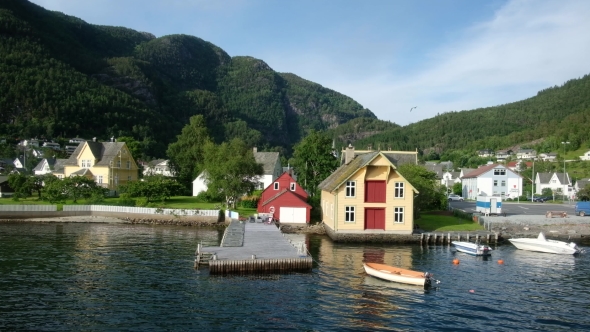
xmin=254 ymin=151 xmax=280 ymax=175
xmin=340 ymin=150 xmax=417 ymax=167
xmin=537 ymin=172 xmax=553 ymax=184
xmin=462 ymin=163 xmax=512 ymax=178
xmin=260 ymin=189 xmax=311 ymax=208
xmin=70 ymin=168 xmax=93 ymax=176
xmin=65 ymin=141 xmax=127 ymax=166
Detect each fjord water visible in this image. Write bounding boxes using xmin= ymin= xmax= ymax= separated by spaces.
xmin=1 ymin=223 xmax=589 ymax=331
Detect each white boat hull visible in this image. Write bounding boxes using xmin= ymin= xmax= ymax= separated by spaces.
xmin=363 ymin=263 xmax=429 ymax=287
xmin=509 ymin=233 xmax=581 ymax=255
xmin=451 ymin=241 xmax=493 ymax=256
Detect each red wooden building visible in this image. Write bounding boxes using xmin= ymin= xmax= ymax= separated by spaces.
xmin=257 ymin=172 xmax=311 ymax=223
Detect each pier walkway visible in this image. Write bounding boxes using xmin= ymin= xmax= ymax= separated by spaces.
xmin=195 ymin=220 xmax=313 ymax=274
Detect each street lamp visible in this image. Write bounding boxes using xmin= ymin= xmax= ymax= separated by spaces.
xmin=561 ymin=141 xmax=570 ymax=200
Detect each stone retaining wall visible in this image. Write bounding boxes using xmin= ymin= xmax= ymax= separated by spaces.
xmin=0 ymin=211 xmax=226 ymax=224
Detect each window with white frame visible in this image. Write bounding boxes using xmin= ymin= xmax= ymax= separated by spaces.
xmin=501 ymin=180 xmax=506 ymax=186
xmin=114 ymin=175 xmax=119 ymax=185
xmin=128 ymin=176 xmax=132 ymax=181
xmin=345 ymin=181 xmax=356 ymax=197
xmin=97 ymin=175 xmax=103 ymax=184
xmin=117 ymin=160 xmax=121 ymax=168
xmin=290 ymin=183 xmax=296 ymax=191
xmin=394 ymin=182 xmax=404 ymax=198
xmin=494 ymin=180 xmax=498 ymax=186
xmin=345 ymin=206 xmax=355 ymax=223
xmin=127 ymin=161 xmax=130 ymax=169
xmin=394 ymin=207 xmax=404 ymax=223
xmin=274 ymin=182 xmax=279 ymax=190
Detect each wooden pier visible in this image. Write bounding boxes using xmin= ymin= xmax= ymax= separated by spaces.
xmin=195 ymin=220 xmax=313 ymax=274
xmin=419 ymin=232 xmax=499 ymax=245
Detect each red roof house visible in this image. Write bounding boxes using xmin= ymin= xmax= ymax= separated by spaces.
xmin=257 ymin=172 xmax=311 ymax=223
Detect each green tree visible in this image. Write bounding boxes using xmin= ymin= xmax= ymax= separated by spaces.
xmin=120 ymin=175 xmax=183 ymax=202
xmin=452 ymin=182 xmax=462 ymax=195
xmin=43 ymin=175 xmax=68 ymax=203
xmin=63 ymin=176 xmax=100 ymax=203
xmin=576 ymin=184 xmax=590 ymax=201
xmin=118 ymin=136 xmax=143 ymax=161
xmin=7 ymin=173 xmax=32 ymax=199
xmin=292 ymin=130 xmax=339 ymax=197
xmin=397 ymin=164 xmax=447 ymax=218
xmin=201 ymin=138 xmax=263 ymax=209
xmin=166 ymin=115 xmax=211 ymax=191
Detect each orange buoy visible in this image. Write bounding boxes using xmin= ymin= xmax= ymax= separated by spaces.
xmin=453 ymin=258 xmax=460 ymax=265
xmin=497 ymin=259 xmax=504 ymax=265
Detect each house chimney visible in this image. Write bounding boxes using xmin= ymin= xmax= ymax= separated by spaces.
xmin=345 ymin=144 xmax=355 ymax=165
xmin=93 ymin=137 xmax=96 ymax=142
xmin=253 ymin=147 xmax=257 ymax=153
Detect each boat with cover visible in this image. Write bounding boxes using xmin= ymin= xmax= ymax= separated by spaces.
xmin=509 ymin=232 xmax=582 ymax=255
xmin=451 ymin=241 xmax=493 ymax=256
xmin=363 ymin=262 xmax=437 ymax=287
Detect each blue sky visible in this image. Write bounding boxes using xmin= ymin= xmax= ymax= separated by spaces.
xmin=29 ymin=0 xmax=590 ymax=125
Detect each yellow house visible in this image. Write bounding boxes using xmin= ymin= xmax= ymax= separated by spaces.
xmin=319 ymin=146 xmax=418 ymax=239
xmin=63 ymin=139 xmax=139 ymax=191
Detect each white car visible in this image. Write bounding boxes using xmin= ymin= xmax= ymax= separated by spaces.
xmin=448 ymin=194 xmax=464 ymax=201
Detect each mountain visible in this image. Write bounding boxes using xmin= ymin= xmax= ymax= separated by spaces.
xmin=330 ymin=74 xmax=590 ymax=157
xmin=0 ymin=0 xmax=375 ymax=157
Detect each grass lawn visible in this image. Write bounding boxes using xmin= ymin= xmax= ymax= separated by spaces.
xmin=417 ymin=211 xmax=484 ymax=232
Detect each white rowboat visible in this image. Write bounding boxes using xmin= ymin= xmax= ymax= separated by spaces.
xmin=363 ymin=262 xmax=435 ymax=287
xmin=509 ymin=232 xmax=582 ymax=255
xmin=451 ymin=241 xmax=493 ymax=256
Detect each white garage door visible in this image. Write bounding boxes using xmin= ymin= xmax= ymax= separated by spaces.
xmin=280 ymin=207 xmax=306 ymax=223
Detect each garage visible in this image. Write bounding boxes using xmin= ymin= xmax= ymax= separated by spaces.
xmin=280 ymin=207 xmax=307 ymax=223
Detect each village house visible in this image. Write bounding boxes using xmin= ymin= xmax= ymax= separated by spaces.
xmin=538 ymin=152 xmax=557 ymax=162
xmin=192 ymin=147 xmax=282 ymax=196
xmin=534 ymin=172 xmax=571 ymax=197
xmin=0 ymin=175 xmax=15 ymax=197
xmin=319 ymin=145 xmax=418 ymax=239
xmin=461 ymin=163 xmax=523 ymax=200
xmin=33 ymin=158 xmax=67 ymax=176
xmin=63 ymin=138 xmax=139 ymax=192
xmin=580 ymin=150 xmax=590 ymax=161
xmin=505 ymin=160 xmax=532 ymax=172
xmin=257 ymin=171 xmax=311 ymax=223
xmin=495 ymin=149 xmax=512 ymax=162
xmin=143 ymin=159 xmax=174 ymax=177
xmin=441 ymin=170 xmax=461 ymax=189
xmin=477 ymin=149 xmax=494 ymax=158
xmin=574 ymin=178 xmax=590 ymax=196
xmin=516 ymin=149 xmax=537 ymax=160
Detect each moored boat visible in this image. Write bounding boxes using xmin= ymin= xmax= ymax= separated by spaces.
xmin=363 ymin=262 xmax=437 ymax=287
xmin=451 ymin=241 xmax=493 ymax=256
xmin=509 ymin=232 xmax=582 ymax=255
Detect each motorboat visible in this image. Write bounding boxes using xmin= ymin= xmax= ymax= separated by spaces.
xmin=451 ymin=241 xmax=493 ymax=256
xmin=363 ymin=262 xmax=438 ymax=287
xmin=509 ymin=232 xmax=582 ymax=255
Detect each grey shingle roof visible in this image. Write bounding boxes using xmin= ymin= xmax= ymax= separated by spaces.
xmin=65 ymin=142 xmax=126 ymax=166
xmin=254 ymin=151 xmax=280 ymax=175
xmin=319 ymin=151 xmax=379 ymax=192
xmin=537 ymin=172 xmax=553 ymax=184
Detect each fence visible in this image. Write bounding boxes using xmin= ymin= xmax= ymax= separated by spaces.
xmin=0 ymin=205 xmax=57 ymax=212
xmin=62 ymin=205 xmax=219 ymax=217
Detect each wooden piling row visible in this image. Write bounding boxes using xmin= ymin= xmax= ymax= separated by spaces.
xmin=208 ymin=257 xmax=313 ymax=274
xmin=419 ymin=232 xmax=499 ymax=245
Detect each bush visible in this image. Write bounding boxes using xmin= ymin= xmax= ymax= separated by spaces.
xmin=195 ymin=190 xmax=223 ymax=203
xmin=217 ymin=209 xmax=225 ymax=223
xmin=117 ymin=193 xmax=136 ymax=207
xmin=239 ymin=195 xmax=259 ymax=208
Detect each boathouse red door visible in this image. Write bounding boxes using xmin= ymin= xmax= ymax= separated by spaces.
xmin=365 ymin=208 xmax=385 ymax=230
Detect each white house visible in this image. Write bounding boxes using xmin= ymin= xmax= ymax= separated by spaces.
xmin=143 ymin=159 xmax=174 ymax=177
xmin=191 ymin=148 xmax=282 ymax=196
xmin=535 ymin=172 xmax=571 ymax=197
xmin=516 ymin=149 xmax=536 ymax=160
xmin=441 ymin=171 xmax=461 ymax=188
xmin=461 ymin=163 xmax=523 ymax=200
xmin=538 ymin=152 xmax=557 ymax=161
xmin=32 ymin=158 xmax=67 ymax=176
xmin=477 ymin=149 xmax=494 ymax=158
xmin=580 ymin=150 xmax=590 ymax=161
xmin=495 ymin=150 xmax=512 ymax=162
xmin=574 ymin=178 xmax=590 ymax=194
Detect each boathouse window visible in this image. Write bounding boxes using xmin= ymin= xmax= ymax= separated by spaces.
xmin=345 ymin=206 xmax=355 ymax=223
xmin=494 ymin=169 xmax=506 ymax=175
xmin=494 ymin=180 xmax=498 ymax=186
xmin=394 ymin=182 xmax=404 ymax=198
xmin=290 ymin=183 xmax=296 ymax=191
xmin=274 ymin=182 xmax=279 ymax=190
xmin=345 ymin=181 xmax=356 ymax=197
xmin=394 ymin=207 xmax=404 ymax=223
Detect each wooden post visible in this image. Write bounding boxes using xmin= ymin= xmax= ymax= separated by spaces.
xmin=420 ymin=233 xmax=424 ymax=245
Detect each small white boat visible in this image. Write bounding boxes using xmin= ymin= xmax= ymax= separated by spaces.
xmin=509 ymin=232 xmax=582 ymax=255
xmin=451 ymin=241 xmax=493 ymax=256
xmin=363 ymin=262 xmax=437 ymax=287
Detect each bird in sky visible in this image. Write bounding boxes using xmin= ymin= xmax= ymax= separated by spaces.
xmin=410 ymin=106 xmax=417 ymax=112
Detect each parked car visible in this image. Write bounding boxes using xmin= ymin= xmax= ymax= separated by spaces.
xmin=533 ymin=197 xmax=546 ymax=202
xmin=448 ymin=194 xmax=464 ymax=201
xmin=575 ymin=201 xmax=590 ymax=216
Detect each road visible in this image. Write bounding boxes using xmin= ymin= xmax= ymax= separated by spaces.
xmin=449 ymin=200 xmax=576 ymax=216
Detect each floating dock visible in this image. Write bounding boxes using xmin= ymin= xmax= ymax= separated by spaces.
xmin=195 ymin=220 xmax=313 ymax=274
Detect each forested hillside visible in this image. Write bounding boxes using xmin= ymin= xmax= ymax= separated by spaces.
xmin=0 ymin=0 xmax=374 ymax=158
xmin=342 ymin=75 xmax=590 ymax=157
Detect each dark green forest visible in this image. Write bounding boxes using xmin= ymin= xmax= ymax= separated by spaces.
xmin=0 ymin=0 xmax=373 ymax=158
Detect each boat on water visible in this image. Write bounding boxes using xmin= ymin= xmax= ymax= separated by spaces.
xmin=509 ymin=232 xmax=583 ymax=255
xmin=363 ymin=262 xmax=437 ymax=287
xmin=451 ymin=241 xmax=493 ymax=256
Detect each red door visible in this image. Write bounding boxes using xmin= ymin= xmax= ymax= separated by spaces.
xmin=365 ymin=208 xmax=385 ymax=230
xmin=365 ymin=181 xmax=386 ymax=202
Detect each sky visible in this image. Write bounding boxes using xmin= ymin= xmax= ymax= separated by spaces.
xmin=29 ymin=0 xmax=590 ymax=126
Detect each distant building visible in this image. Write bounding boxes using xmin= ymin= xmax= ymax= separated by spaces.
xmin=143 ymin=159 xmax=174 ymax=177
xmin=461 ymin=163 xmax=523 ymax=199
